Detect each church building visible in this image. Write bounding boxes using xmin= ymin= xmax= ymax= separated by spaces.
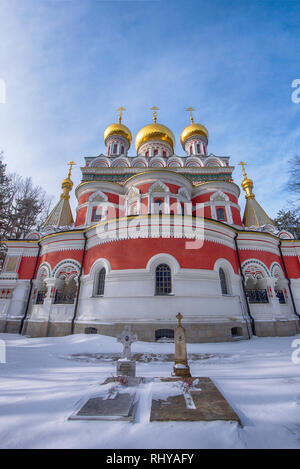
xmin=0 ymin=107 xmax=299 ymax=342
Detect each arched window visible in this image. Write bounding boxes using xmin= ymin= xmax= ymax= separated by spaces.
xmin=96 ymin=268 xmax=106 ymax=296
xmin=92 ymin=206 xmax=102 ymax=222
xmin=154 ymin=149 xmax=158 ymax=156
xmin=145 ymin=151 xmax=149 ymax=157
xmin=162 ymin=150 xmax=167 ymax=157
xmin=155 ymin=264 xmax=172 ymax=295
xmin=121 ymin=145 xmax=124 ymax=154
xmin=155 ymin=199 xmax=164 ymax=214
xmin=197 ymin=144 xmax=201 ymax=154
xmin=219 ymin=267 xmax=228 ymax=295
xmin=216 ymin=207 xmax=226 ymax=221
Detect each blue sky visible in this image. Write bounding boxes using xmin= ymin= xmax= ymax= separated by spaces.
xmin=0 ymin=0 xmax=300 ymax=217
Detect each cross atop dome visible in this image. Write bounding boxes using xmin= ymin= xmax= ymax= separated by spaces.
xmin=186 ymin=107 xmax=195 ymax=124
xmin=150 ymin=106 xmax=159 ymax=123
xmin=116 ymin=106 xmax=126 ymax=124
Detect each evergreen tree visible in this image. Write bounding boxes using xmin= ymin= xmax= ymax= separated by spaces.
xmin=274 ymin=208 xmax=300 ymax=238
xmin=287 ymin=155 xmax=300 ymax=209
xmin=0 ymin=153 xmax=12 ymax=266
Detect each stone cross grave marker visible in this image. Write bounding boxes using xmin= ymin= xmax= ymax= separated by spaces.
xmin=117 ymin=325 xmax=138 ymax=359
xmin=117 ymin=325 xmax=138 ymax=377
xmin=173 ymin=313 xmax=191 ymax=377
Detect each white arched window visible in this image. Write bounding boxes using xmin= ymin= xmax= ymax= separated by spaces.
xmin=219 ymin=267 xmax=228 ymax=295
xmin=155 ymin=264 xmax=172 ymax=295
xmin=94 ymin=268 xmax=106 ymax=296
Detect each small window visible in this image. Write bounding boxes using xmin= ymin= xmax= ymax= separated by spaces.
xmin=231 ymin=327 xmax=243 ymax=338
xmin=96 ymin=268 xmax=106 ymax=296
xmin=155 ymin=329 xmax=174 ymax=342
xmin=113 ymin=144 xmax=118 ymax=154
xmin=85 ymin=327 xmax=98 ymax=334
xmin=197 ymin=144 xmax=201 ymax=154
xmin=155 ymin=264 xmax=172 ymax=295
xmin=92 ymin=207 xmax=102 ymax=222
xmin=145 ymin=151 xmax=149 ymax=157
xmin=189 ymin=145 xmax=193 ymax=155
xmin=219 ymin=267 xmax=228 ymax=295
xmin=162 ymin=151 xmax=167 ymax=157
xmin=216 ymin=207 xmax=226 ymax=221
xmin=121 ymin=145 xmax=124 ymax=154
xmin=154 ymin=149 xmax=158 ymax=156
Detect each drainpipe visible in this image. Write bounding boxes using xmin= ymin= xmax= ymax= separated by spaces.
xmin=234 ymin=232 xmax=256 ymax=335
xmin=278 ymin=239 xmax=300 ymax=320
xmin=71 ymin=231 xmax=87 ymax=334
xmin=19 ymin=240 xmax=41 ymax=335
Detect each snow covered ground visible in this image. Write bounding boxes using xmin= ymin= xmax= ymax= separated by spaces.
xmin=0 ymin=332 xmax=300 ymax=449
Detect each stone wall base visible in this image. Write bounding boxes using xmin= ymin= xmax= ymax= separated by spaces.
xmin=255 ymin=319 xmax=300 ymax=337
xmin=1 ymin=318 xmax=299 ymax=343
xmin=0 ymin=320 xmax=21 ymax=334
xmin=73 ymin=321 xmax=252 ymax=343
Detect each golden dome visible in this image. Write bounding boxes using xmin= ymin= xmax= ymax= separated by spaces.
xmin=135 ymin=123 xmax=175 ymax=151
xmin=180 ymin=123 xmax=208 ymax=148
xmin=104 ymin=123 xmax=132 ymax=146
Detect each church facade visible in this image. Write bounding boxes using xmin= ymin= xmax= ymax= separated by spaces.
xmin=0 ymin=108 xmax=299 ymax=342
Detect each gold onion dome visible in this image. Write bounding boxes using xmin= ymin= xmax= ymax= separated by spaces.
xmin=135 ymin=106 xmax=175 ymax=151
xmin=135 ymin=123 xmax=175 ymax=151
xmin=180 ymin=107 xmax=208 ymax=149
xmin=104 ymin=107 xmax=132 ymax=146
xmin=104 ymin=122 xmax=132 ymax=146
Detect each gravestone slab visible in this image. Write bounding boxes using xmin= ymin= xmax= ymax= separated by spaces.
xmin=117 ymin=359 xmax=136 ymax=377
xmin=69 ymin=392 xmax=137 ymax=421
xmin=150 ymin=377 xmax=241 ymax=425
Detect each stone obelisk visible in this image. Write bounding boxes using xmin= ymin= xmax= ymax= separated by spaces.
xmin=173 ymin=313 xmax=191 ymax=377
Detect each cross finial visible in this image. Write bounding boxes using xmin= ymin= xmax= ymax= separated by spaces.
xmin=238 ymin=161 xmax=248 ymax=179
xmin=176 ymin=312 xmax=183 ymax=326
xmin=116 ymin=106 xmax=126 ymax=124
xmin=67 ymin=161 xmax=76 ymax=179
xmin=150 ymin=106 xmax=159 ymax=123
xmin=186 ymin=107 xmax=195 ymax=124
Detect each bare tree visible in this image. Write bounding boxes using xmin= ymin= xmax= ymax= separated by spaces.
xmin=6 ymin=175 xmax=52 ymax=239
xmin=287 ymin=155 xmax=300 ymax=208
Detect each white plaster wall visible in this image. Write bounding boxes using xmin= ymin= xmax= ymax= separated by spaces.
xmin=7 ymin=281 xmax=30 ymax=320
xmin=75 ymin=269 xmax=246 ymax=324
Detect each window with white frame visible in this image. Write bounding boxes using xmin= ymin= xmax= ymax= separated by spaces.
xmin=95 ymin=268 xmax=106 ymax=296
xmin=155 ymin=264 xmax=172 ymax=295
xmin=219 ymin=267 xmax=229 ymax=295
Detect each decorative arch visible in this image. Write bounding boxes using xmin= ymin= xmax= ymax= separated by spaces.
xmin=204 ymin=156 xmax=224 ymax=167
xmin=178 ymin=187 xmax=191 ymax=201
xmin=146 ymin=253 xmax=180 ymax=275
xmin=25 ymin=231 xmax=41 ymax=240
xmin=36 ymin=262 xmax=52 ymax=280
xmin=53 ymin=259 xmax=81 ymax=279
xmin=149 ymin=157 xmax=166 ymax=168
xmin=90 ymin=157 xmax=111 ymax=168
xmin=149 ymin=180 xmax=170 ymax=194
xmin=270 ymin=262 xmax=285 ymax=279
xmin=111 ymin=157 xmax=130 ymax=168
xmin=131 ymin=157 xmax=148 ymax=168
xmin=167 ymin=157 xmax=183 ymax=168
xmin=185 ymin=157 xmax=203 ymax=168
xmin=241 ymin=259 xmax=270 ymax=280
xmin=210 ymin=190 xmax=229 ymax=202
xmin=89 ymin=190 xmax=108 ymax=203
xmin=89 ymin=258 xmax=111 ymax=279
